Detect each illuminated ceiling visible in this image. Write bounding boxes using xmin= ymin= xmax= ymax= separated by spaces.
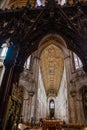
xmin=7 ymin=0 xmax=36 ymax=8
xmin=40 ymin=44 xmax=64 ymax=97
xmin=7 ymin=0 xmax=27 ymax=8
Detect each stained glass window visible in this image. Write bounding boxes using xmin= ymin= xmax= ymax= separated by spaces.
xmin=37 ymin=0 xmax=42 ymax=6
xmin=49 ymin=100 xmax=55 ymax=109
xmin=24 ymin=56 xmax=31 ymax=69
xmin=1 ymin=47 xmax=8 ymax=57
xmin=73 ymin=53 xmax=83 ymax=69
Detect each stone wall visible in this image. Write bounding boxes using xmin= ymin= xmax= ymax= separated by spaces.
xmin=0 ymin=0 xmax=9 ymax=8
xmin=55 ymin=66 xmax=68 ymax=122
xmin=70 ymin=68 xmax=87 ymax=123
xmin=64 ymin=51 xmax=87 ymax=124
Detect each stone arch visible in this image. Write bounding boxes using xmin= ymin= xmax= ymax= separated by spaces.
xmin=37 ymin=34 xmax=69 ymax=59
xmin=16 ymin=23 xmax=87 ymax=72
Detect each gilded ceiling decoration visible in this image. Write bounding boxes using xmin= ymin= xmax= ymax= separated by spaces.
xmin=7 ymin=0 xmax=36 ymax=8
xmin=40 ymin=44 xmax=64 ymax=97
xmin=7 ymin=0 xmax=26 ymax=8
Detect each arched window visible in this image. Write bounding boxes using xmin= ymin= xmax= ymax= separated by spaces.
xmin=37 ymin=0 xmax=42 ymax=6
xmin=24 ymin=56 xmax=31 ymax=69
xmin=49 ymin=99 xmax=55 ymax=109
xmin=73 ymin=53 xmax=83 ymax=70
xmin=0 ymin=44 xmax=8 ymax=58
xmin=60 ymin=0 xmax=66 ymax=5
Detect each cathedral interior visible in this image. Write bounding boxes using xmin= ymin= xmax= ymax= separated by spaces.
xmin=0 ymin=0 xmax=87 ymax=130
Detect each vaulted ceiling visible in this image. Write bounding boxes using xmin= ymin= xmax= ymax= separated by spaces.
xmin=6 ymin=0 xmax=36 ymax=8
xmin=7 ymin=0 xmax=27 ymax=8
xmin=40 ymin=44 xmax=64 ymax=97
xmin=0 ymin=0 xmax=87 ymax=72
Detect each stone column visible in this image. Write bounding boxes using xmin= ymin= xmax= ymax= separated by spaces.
xmin=31 ymin=53 xmax=40 ymax=121
xmin=64 ymin=52 xmax=72 ymax=123
xmin=76 ymin=90 xmax=84 ymax=123
xmin=70 ymin=88 xmax=78 ymax=123
xmin=28 ymin=94 xmax=35 ymax=121
xmin=0 ymin=44 xmax=19 ymax=130
xmin=20 ymin=65 xmax=35 ymax=123
xmin=28 ymin=79 xmax=35 ymax=121
xmin=27 ymin=71 xmax=35 ymax=121
xmin=22 ymin=90 xmax=29 ymax=122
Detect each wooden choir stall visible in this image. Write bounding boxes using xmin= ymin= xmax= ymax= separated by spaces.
xmin=42 ymin=120 xmax=87 ymax=130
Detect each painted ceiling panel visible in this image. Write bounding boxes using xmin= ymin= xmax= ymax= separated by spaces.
xmin=8 ymin=0 xmax=27 ymax=8
xmin=7 ymin=0 xmax=36 ymax=8
xmin=40 ymin=44 xmax=64 ymax=97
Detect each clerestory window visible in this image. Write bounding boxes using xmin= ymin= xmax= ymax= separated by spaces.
xmin=73 ymin=53 xmax=83 ymax=70
xmin=24 ymin=56 xmax=31 ymax=69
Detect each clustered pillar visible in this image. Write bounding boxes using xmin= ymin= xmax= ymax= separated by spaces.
xmin=29 ymin=52 xmax=40 ymax=121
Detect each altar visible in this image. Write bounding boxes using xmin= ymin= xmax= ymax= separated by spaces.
xmin=42 ymin=120 xmax=87 ymax=130
xmin=42 ymin=120 xmax=62 ymax=130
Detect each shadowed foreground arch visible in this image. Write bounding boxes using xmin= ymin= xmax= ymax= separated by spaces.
xmin=17 ymin=25 xmax=87 ymax=72
xmin=0 ymin=0 xmax=87 ymax=71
